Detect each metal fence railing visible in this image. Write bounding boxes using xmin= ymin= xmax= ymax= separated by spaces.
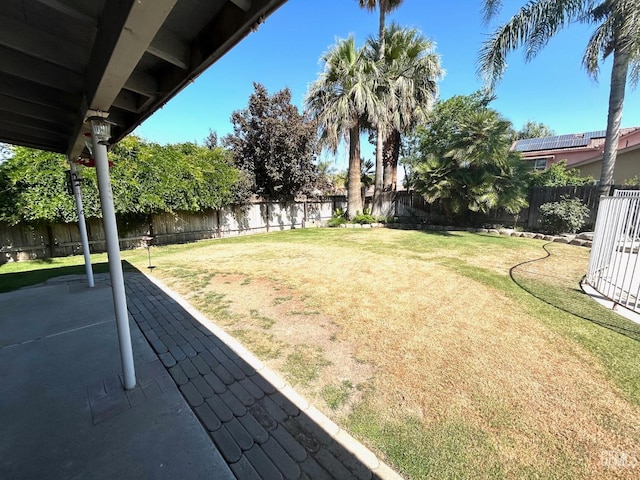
xmin=586 ymin=191 xmax=640 ymax=313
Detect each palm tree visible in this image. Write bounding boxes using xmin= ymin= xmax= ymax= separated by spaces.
xmin=365 ymin=24 xmax=443 ymax=195
xmin=414 ymin=108 xmax=529 ymax=220
xmin=305 ymin=36 xmax=377 ymax=218
xmin=479 ymin=0 xmax=640 ymax=197
xmin=357 ymin=0 xmax=405 ymax=216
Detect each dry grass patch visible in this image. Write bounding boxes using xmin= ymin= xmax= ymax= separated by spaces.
xmin=130 ymin=229 xmax=640 ymax=479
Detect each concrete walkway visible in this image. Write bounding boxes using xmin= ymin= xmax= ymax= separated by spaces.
xmin=0 ymin=271 xmax=401 ymax=480
xmin=0 ymin=275 xmax=233 ymax=480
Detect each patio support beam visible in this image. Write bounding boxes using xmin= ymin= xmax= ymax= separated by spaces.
xmin=68 ymin=159 xmax=94 ymax=288
xmin=67 ymin=0 xmax=179 ymax=159
xmin=91 ymin=121 xmax=136 ymax=390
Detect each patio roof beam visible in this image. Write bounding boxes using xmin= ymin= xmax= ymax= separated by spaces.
xmin=0 ymin=71 xmax=78 ymax=112
xmin=124 ymin=70 xmax=159 ymax=97
xmin=231 ymin=0 xmax=252 ymax=11
xmin=0 ymin=94 xmax=76 ymax=126
xmin=147 ymin=28 xmax=190 ymax=70
xmin=0 ymin=45 xmax=83 ymax=93
xmin=0 ymin=110 xmax=71 ymax=137
xmin=67 ymin=0 xmax=179 ymax=159
xmin=0 ymin=14 xmax=90 ymax=73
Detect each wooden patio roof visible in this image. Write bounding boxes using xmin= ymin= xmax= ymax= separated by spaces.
xmin=0 ymin=0 xmax=287 ymax=158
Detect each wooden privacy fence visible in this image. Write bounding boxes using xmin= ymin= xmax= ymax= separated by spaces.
xmin=393 ymin=185 xmax=640 ymax=229
xmin=526 ymin=186 xmax=602 ymax=229
xmin=4 ymin=187 xmax=640 ymax=263
xmin=0 ymin=196 xmax=346 ymax=263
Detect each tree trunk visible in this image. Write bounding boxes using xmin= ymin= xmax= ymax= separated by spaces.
xmin=372 ymin=129 xmax=385 ymax=216
xmin=371 ymin=5 xmax=388 ymax=217
xmin=599 ymin=47 xmax=630 ymax=197
xmin=383 ymin=129 xmax=401 ymax=191
xmin=383 ymin=135 xmax=394 ymax=191
xmin=347 ymin=125 xmax=362 ymax=219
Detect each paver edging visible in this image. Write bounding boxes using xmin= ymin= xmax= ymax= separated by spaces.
xmin=141 ymin=273 xmax=405 ymax=480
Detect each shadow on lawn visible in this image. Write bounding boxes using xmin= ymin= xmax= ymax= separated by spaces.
xmin=0 ymin=262 xmax=114 ymax=293
xmin=510 ymin=244 xmax=640 ymax=343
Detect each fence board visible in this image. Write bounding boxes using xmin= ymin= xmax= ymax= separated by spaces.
xmin=0 ymin=196 xmax=339 ymax=263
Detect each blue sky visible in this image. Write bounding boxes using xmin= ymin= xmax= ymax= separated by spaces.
xmin=135 ymin=0 xmax=640 ymax=169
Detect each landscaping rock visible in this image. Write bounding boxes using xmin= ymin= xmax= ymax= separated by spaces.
xmin=570 ymin=239 xmax=586 ymax=246
xmin=476 ymin=228 xmax=489 ymax=233
xmin=553 ymin=237 xmax=570 ymax=244
xmin=488 ymin=229 xmax=500 ymax=235
xmin=576 ymin=232 xmax=594 ymax=241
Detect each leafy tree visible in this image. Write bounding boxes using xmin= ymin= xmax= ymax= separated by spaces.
xmin=105 ymin=137 xmax=242 ymax=214
xmin=623 ymin=175 xmax=640 ymax=186
xmin=0 ymin=146 xmax=78 ymax=224
xmin=0 ymin=137 xmax=245 ymax=225
xmin=417 ymin=91 xmax=495 ymax=154
xmin=515 ymin=121 xmax=555 ymax=140
xmin=204 ymin=130 xmax=219 ymax=149
xmin=315 ymin=159 xmax=341 ymax=194
xmin=224 ymin=83 xmax=319 ymax=198
xmin=401 ymin=93 xmax=495 ymax=191
xmin=306 ymin=36 xmax=377 ymax=218
xmin=413 ymin=101 xmax=529 ymax=222
xmin=530 ymin=160 xmax=594 ymax=186
xmin=479 ymin=0 xmax=640 ymax=197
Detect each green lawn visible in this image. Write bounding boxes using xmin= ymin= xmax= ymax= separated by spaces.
xmin=2 ymin=228 xmax=639 ymax=479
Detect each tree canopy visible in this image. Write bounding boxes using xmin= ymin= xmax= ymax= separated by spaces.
xmin=529 ymin=160 xmax=594 ymax=187
xmin=515 ymin=121 xmax=555 ymax=140
xmin=0 ymin=137 xmax=245 ymax=225
xmin=412 ymin=94 xmax=529 ymax=221
xmin=224 ymin=83 xmax=319 ymax=198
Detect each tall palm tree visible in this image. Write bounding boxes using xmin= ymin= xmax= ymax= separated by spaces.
xmin=305 ymin=36 xmax=378 ymax=218
xmin=479 ymin=0 xmax=640 ymax=197
xmin=366 ymin=24 xmax=443 ymax=194
xmin=357 ymin=0 xmax=405 ymax=216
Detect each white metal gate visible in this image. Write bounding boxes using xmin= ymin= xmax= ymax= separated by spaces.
xmin=586 ymin=190 xmax=640 ymax=313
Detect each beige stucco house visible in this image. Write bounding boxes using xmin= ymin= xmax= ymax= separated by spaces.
xmin=512 ymin=127 xmax=640 ymax=184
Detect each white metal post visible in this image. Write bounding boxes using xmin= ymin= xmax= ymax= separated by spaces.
xmin=91 ymin=130 xmax=136 ymax=390
xmin=68 ymin=159 xmax=94 ymax=288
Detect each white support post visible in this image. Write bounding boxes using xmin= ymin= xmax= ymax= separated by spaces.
xmin=68 ymin=159 xmax=94 ymax=288
xmin=91 ymin=128 xmax=136 ymax=390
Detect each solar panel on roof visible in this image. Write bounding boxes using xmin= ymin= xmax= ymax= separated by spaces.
xmin=514 ymin=130 xmax=608 ymax=152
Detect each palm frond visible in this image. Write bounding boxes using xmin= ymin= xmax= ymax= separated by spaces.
xmin=478 ymin=0 xmax=591 ymax=87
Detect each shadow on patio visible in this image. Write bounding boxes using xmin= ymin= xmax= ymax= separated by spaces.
xmin=0 ymin=263 xmax=399 ymax=480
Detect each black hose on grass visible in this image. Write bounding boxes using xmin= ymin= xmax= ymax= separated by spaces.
xmin=509 ymin=242 xmax=640 ymax=342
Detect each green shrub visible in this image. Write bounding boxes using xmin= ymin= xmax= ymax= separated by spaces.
xmin=539 ymin=196 xmax=590 ymax=234
xmin=352 ymin=212 xmax=377 ymax=224
xmin=327 ymin=208 xmax=347 ymax=227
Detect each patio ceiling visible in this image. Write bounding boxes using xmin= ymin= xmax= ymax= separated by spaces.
xmin=0 ymin=0 xmax=287 ymax=159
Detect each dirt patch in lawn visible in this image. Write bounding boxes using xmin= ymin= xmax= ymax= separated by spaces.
xmin=165 ymin=269 xmax=375 ymax=415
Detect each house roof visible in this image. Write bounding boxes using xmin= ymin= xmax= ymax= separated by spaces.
xmin=0 ymin=0 xmax=287 ymax=159
xmin=512 ymin=127 xmax=639 ymax=153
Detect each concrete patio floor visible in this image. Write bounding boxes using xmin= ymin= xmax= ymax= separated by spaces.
xmin=0 ymin=270 xmax=400 ymax=480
